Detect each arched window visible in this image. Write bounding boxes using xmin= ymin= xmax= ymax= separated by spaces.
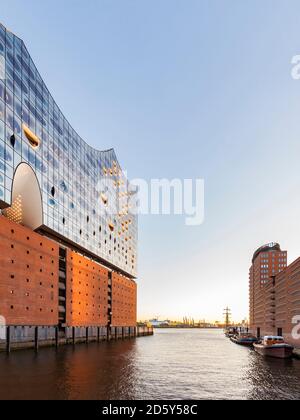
xmin=5 ymin=163 xmax=43 ymax=230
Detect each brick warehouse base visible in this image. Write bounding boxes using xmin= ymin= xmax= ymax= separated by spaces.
xmin=0 ymin=325 xmax=153 ymax=353
xmin=0 ymin=216 xmax=149 ymax=352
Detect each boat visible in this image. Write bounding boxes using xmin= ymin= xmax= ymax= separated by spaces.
xmin=225 ymin=327 xmax=236 ymax=338
xmin=253 ymin=336 xmax=294 ymax=359
xmin=230 ymin=333 xmax=258 ymax=346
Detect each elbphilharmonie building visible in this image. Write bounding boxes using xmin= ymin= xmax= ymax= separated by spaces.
xmin=0 ymin=23 xmax=140 ymax=346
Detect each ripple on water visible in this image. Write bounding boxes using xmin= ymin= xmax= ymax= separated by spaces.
xmin=0 ymin=329 xmax=300 ymax=399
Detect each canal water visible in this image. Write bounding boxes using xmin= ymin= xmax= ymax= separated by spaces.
xmin=0 ymin=328 xmax=300 ymax=400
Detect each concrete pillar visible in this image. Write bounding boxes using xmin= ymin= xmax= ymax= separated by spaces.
xmin=6 ymin=326 xmax=11 ymax=354
xmin=34 ymin=326 xmax=39 ymax=352
xmin=55 ymin=326 xmax=59 ymax=348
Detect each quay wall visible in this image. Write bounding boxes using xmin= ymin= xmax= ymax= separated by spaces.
xmin=0 ymin=325 xmax=154 ymax=352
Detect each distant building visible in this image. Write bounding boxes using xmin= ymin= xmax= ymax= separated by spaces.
xmin=149 ymin=319 xmax=169 ymax=327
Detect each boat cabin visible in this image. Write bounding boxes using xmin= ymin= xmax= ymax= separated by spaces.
xmin=240 ymin=333 xmax=254 ymax=338
xmin=262 ymin=336 xmax=284 ymax=346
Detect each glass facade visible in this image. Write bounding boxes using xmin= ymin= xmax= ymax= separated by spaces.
xmin=0 ymin=23 xmax=137 ymax=278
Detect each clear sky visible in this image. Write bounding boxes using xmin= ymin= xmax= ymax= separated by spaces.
xmin=2 ymin=0 xmax=300 ymax=322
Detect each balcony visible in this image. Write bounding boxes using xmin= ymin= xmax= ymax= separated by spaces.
xmin=59 ymin=270 xmax=66 ymax=280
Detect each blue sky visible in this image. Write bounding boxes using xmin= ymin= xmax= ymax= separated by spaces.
xmin=2 ymin=0 xmax=300 ymax=321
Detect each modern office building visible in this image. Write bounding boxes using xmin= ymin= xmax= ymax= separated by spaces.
xmin=0 ymin=23 xmax=139 ymax=344
xmin=249 ymin=242 xmax=300 ymax=348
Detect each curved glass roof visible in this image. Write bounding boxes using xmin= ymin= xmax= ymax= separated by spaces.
xmin=0 ymin=22 xmax=138 ymax=278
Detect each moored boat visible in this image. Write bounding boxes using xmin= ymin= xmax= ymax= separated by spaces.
xmin=230 ymin=333 xmax=258 ymax=346
xmin=253 ymin=336 xmax=294 ymax=359
xmin=225 ymin=327 xmax=236 ymax=338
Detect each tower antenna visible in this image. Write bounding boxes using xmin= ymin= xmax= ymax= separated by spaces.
xmin=223 ymin=307 xmax=232 ymax=329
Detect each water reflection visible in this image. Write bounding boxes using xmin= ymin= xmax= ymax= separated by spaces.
xmin=246 ymin=352 xmax=300 ymax=400
xmin=0 ymin=329 xmax=300 ymax=400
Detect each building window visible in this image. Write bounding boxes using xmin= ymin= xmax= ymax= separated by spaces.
xmin=48 ymin=198 xmax=56 ymax=206
xmin=22 ymin=124 xmax=40 ymax=149
xmin=59 ymin=181 xmax=68 ymax=193
xmin=10 ymin=134 xmax=15 ymax=148
xmin=101 ymin=193 xmax=108 ymax=205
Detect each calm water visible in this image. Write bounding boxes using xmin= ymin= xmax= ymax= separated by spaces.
xmin=0 ymin=329 xmax=300 ymax=400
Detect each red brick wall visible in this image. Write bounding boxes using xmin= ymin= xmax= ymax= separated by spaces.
xmin=249 ymin=248 xmax=287 ymax=335
xmin=275 ymin=258 xmax=300 ymax=347
xmin=0 ymin=216 xmax=138 ymax=329
xmin=275 ymin=268 xmax=290 ymax=336
xmin=112 ymin=272 xmax=137 ymax=327
xmin=250 ymin=248 xmax=300 ymax=347
xmin=0 ymin=216 xmax=59 ymax=325
xmin=66 ymin=250 xmax=109 ymax=327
